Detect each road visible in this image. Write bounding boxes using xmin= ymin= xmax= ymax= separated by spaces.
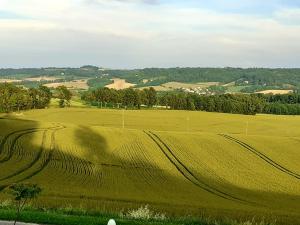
xmin=0 ymin=221 xmax=39 ymax=225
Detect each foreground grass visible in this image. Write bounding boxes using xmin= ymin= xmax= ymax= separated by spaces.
xmin=0 ymin=208 xmax=274 ymax=225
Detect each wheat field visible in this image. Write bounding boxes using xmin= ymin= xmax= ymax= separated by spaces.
xmin=0 ymin=108 xmax=300 ymax=223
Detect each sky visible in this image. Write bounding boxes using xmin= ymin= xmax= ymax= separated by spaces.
xmin=1 ymin=0 xmax=300 ymax=68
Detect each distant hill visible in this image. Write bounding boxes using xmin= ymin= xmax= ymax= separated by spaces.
xmin=1 ymin=67 xmax=300 ymax=93
xmin=102 ymin=67 xmax=300 ymax=87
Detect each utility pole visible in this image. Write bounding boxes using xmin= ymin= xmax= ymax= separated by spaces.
xmin=122 ymin=109 xmax=125 ymax=129
xmin=186 ymin=116 xmax=190 ymax=132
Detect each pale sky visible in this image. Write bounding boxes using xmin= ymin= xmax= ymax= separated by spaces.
xmin=1 ymin=0 xmax=300 ymax=68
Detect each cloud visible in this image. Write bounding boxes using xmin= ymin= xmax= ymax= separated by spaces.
xmin=274 ymin=8 xmax=300 ymax=25
xmin=112 ymin=0 xmax=159 ymax=4
xmin=0 ymin=0 xmax=300 ymax=68
xmin=84 ymin=0 xmax=159 ymax=6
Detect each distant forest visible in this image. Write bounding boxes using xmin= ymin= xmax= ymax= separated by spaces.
xmin=101 ymin=68 xmax=300 ymax=88
xmin=0 ymin=66 xmax=100 ymax=79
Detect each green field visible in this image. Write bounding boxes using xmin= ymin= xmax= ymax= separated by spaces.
xmin=0 ymin=109 xmax=300 ymax=224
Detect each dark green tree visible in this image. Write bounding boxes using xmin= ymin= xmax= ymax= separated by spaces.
xmin=8 ymin=183 xmax=42 ymax=225
xmin=142 ymin=87 xmax=157 ymax=107
xmin=37 ymin=86 xmax=52 ymax=108
xmin=56 ymin=85 xmax=72 ymax=108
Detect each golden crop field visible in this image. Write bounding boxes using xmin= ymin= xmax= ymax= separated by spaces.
xmin=0 ymin=108 xmax=300 ymax=224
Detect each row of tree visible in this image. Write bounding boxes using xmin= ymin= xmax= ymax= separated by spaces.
xmin=81 ymin=88 xmax=263 ymax=115
xmin=263 ymin=103 xmax=300 ymax=115
xmin=81 ymin=87 xmax=157 ymax=108
xmin=2 ymin=83 xmax=300 ymax=115
xmin=82 ymin=87 xmax=300 ymax=115
xmin=160 ymin=92 xmax=300 ymax=115
xmin=0 ymin=84 xmax=72 ymax=112
xmin=262 ymin=93 xmax=300 ymax=104
xmin=159 ymin=93 xmax=265 ymax=115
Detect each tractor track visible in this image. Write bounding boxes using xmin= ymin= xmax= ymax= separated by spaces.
xmin=219 ymin=134 xmax=300 ymax=180
xmin=0 ymin=125 xmax=63 ymax=160
xmin=0 ymin=128 xmax=46 ymax=155
xmin=0 ymin=125 xmax=65 ymax=191
xmin=0 ymin=130 xmax=48 ymax=181
xmin=17 ymin=128 xmax=57 ymax=182
xmin=0 ymin=130 xmax=43 ymax=162
xmin=144 ymin=131 xmax=255 ymax=206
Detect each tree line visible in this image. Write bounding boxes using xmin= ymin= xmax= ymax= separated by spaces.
xmin=81 ymin=87 xmax=157 ymax=109
xmin=262 ymin=93 xmax=300 ymax=104
xmin=0 ymin=83 xmax=72 ymax=112
xmin=260 ymin=93 xmax=300 ymax=115
xmin=2 ymin=83 xmax=300 ymax=115
xmin=81 ymin=87 xmax=263 ymax=115
xmin=159 ymin=93 xmax=265 ymax=115
xmin=82 ymin=87 xmax=300 ymax=115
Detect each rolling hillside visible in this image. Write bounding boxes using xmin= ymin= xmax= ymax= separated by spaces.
xmin=1 ymin=67 xmax=300 ymax=93
xmin=0 ymin=109 xmax=300 ymax=224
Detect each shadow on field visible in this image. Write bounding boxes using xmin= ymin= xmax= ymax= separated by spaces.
xmin=74 ymin=126 xmax=111 ymax=163
xmin=73 ymin=126 xmax=300 ymax=214
xmin=0 ymin=116 xmax=300 ymax=224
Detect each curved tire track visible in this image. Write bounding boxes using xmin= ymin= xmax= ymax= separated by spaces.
xmin=144 ymin=131 xmax=255 ymax=206
xmin=17 ymin=127 xmax=58 ymax=182
xmin=0 ymin=130 xmax=43 ymax=162
xmin=219 ymin=134 xmax=300 ymax=180
xmin=0 ymin=128 xmax=45 ymax=154
xmin=0 ymin=130 xmax=48 ymax=181
xmin=0 ymin=125 xmax=65 ymax=191
xmin=0 ymin=125 xmax=62 ymax=161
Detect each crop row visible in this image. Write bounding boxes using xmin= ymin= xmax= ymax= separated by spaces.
xmin=219 ymin=134 xmax=300 ymax=180
xmin=0 ymin=125 xmax=64 ymax=190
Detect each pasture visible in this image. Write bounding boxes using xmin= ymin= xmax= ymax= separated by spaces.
xmin=161 ymin=82 xmax=219 ymax=89
xmin=140 ymin=82 xmax=219 ymax=92
xmin=105 ymin=79 xmax=136 ymax=90
xmin=0 ymin=109 xmax=300 ymax=224
xmin=44 ymin=79 xmax=89 ymax=90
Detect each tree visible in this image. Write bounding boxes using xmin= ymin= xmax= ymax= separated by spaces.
xmin=10 ymin=89 xmax=29 ymax=112
xmin=0 ymin=83 xmax=19 ymax=112
xmin=28 ymin=88 xmax=39 ymax=109
xmin=186 ymin=97 xmax=195 ymax=110
xmin=37 ymin=86 xmax=52 ymax=108
xmin=56 ymin=85 xmax=72 ymax=108
xmin=8 ymin=183 xmax=42 ymax=225
xmin=0 ymin=84 xmax=51 ymax=112
xmin=94 ymin=87 xmax=112 ymax=108
xmin=122 ymin=88 xmax=140 ymax=108
xmin=142 ymin=87 xmax=157 ymax=107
